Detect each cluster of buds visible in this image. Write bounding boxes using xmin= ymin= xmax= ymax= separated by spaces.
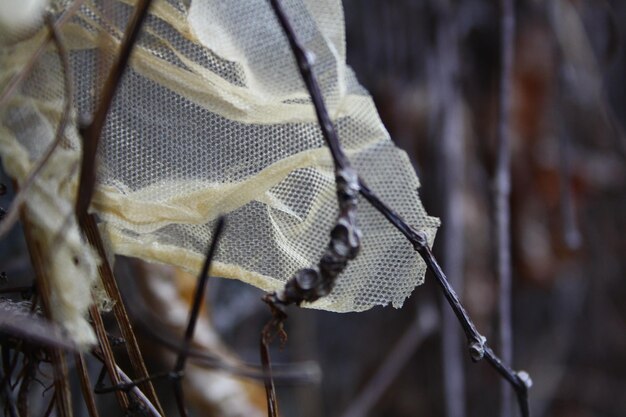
xmin=264 ymin=167 xmax=361 ymax=311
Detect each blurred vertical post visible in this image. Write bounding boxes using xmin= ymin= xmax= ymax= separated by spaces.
xmin=433 ymin=2 xmax=466 ymax=417
xmin=496 ymin=0 xmax=515 ymax=416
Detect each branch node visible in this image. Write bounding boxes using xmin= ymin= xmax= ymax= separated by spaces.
xmin=516 ymin=370 xmax=533 ymax=389
xmin=468 ymin=335 xmax=487 ymax=362
xmin=412 ymin=231 xmax=428 ymax=252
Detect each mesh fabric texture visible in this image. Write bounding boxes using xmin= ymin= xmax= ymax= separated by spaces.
xmin=0 ymin=0 xmax=439 ymax=315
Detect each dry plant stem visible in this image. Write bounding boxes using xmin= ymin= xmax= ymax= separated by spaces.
xmin=94 ymin=370 xmax=171 ymax=394
xmin=0 ymin=16 xmax=74 ymax=240
xmin=171 ymin=216 xmax=225 ymax=417
xmin=260 ymin=338 xmax=279 ymax=417
xmin=91 ymin=351 xmax=163 ymax=417
xmin=75 ymin=0 xmax=153 ymax=218
xmin=116 ymin=369 xmax=162 ymax=417
xmin=358 ymin=182 xmax=530 ymax=417
xmin=174 ymin=217 xmax=225 ymax=373
xmin=496 ymin=0 xmax=515 ymax=415
xmin=20 ymin=218 xmax=72 ymax=417
xmin=74 ymin=353 xmax=100 ymax=417
xmin=434 ymin=6 xmax=466 ymax=417
xmin=75 ymin=5 xmax=162 ymax=407
xmin=82 ymin=215 xmax=164 ymax=415
xmin=172 ymin=382 xmax=187 ymax=417
xmin=91 ymin=218 xmax=227 ymax=416
xmin=89 ymin=305 xmax=130 ymax=409
xmin=0 ymin=0 xmax=85 ymax=109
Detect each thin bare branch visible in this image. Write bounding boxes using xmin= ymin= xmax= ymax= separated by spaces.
xmin=82 ymin=215 xmax=164 ymax=414
xmin=174 ymin=217 xmax=225 ymax=374
xmin=171 ymin=216 xmax=225 ymax=417
xmin=260 ymin=2 xmax=364 ymax=414
xmin=73 ymin=4 xmax=163 ymax=406
xmin=496 ymin=0 xmax=516 ymax=415
xmin=268 ymin=1 xmax=346 ymax=168
xmin=89 ymin=306 xmax=130 ymax=410
xmin=263 ymin=0 xmax=361 ymax=313
xmin=17 ymin=359 xmax=36 ymax=417
xmin=21 ymin=215 xmax=73 ymax=417
xmin=75 ymin=0 xmax=153 ymax=219
xmin=358 ymin=181 xmax=531 ymax=417
xmin=91 ymin=351 xmax=163 ymax=417
xmin=74 ymin=353 xmax=100 ymax=417
xmin=259 ymin=3 xmax=530 ymax=417
xmin=260 ymin=336 xmax=279 ymax=417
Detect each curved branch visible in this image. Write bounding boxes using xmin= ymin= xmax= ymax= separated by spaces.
xmin=359 ymin=182 xmax=531 ymax=417
xmin=263 ymin=0 xmax=361 ymax=314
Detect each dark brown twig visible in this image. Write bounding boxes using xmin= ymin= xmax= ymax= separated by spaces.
xmin=496 ymin=0 xmax=516 ymax=415
xmin=260 ymin=336 xmax=279 ymax=417
xmin=91 ymin=350 xmax=162 ymax=417
xmin=171 ymin=216 xmax=225 ymax=417
xmin=90 ymin=218 xmax=228 ymax=416
xmin=174 ymin=217 xmax=225 ymax=373
xmin=75 ymin=0 xmax=153 ymax=219
xmin=262 ymin=0 xmax=361 ymax=314
xmin=261 ymin=1 xmax=363 ymax=414
xmin=89 ymin=306 xmax=130 ymax=410
xmin=0 ymin=15 xmax=74 ymax=240
xmin=43 ymin=391 xmax=56 ymax=417
xmin=268 ymin=0 xmax=347 ymax=169
xmin=358 ymin=182 xmax=531 ymax=417
xmin=74 ymin=4 xmax=163 ymax=405
xmin=82 ymin=215 xmax=164 ymax=414
xmin=21 ymin=230 xmax=73 ymax=417
xmin=74 ymin=353 xmax=100 ymax=417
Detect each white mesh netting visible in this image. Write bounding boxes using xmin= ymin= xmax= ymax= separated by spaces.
xmin=0 ymin=0 xmax=439 ymax=325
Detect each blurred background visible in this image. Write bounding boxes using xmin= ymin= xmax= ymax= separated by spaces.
xmin=2 ymin=0 xmax=625 ymax=417
xmin=320 ymin=0 xmax=625 ymax=416
xmin=258 ymin=0 xmax=626 ymax=416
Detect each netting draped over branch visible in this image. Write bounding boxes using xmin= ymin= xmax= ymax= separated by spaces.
xmin=0 ymin=0 xmax=439 ymax=330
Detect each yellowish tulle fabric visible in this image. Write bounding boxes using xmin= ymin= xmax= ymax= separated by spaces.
xmin=0 ymin=0 xmax=438 ymax=345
